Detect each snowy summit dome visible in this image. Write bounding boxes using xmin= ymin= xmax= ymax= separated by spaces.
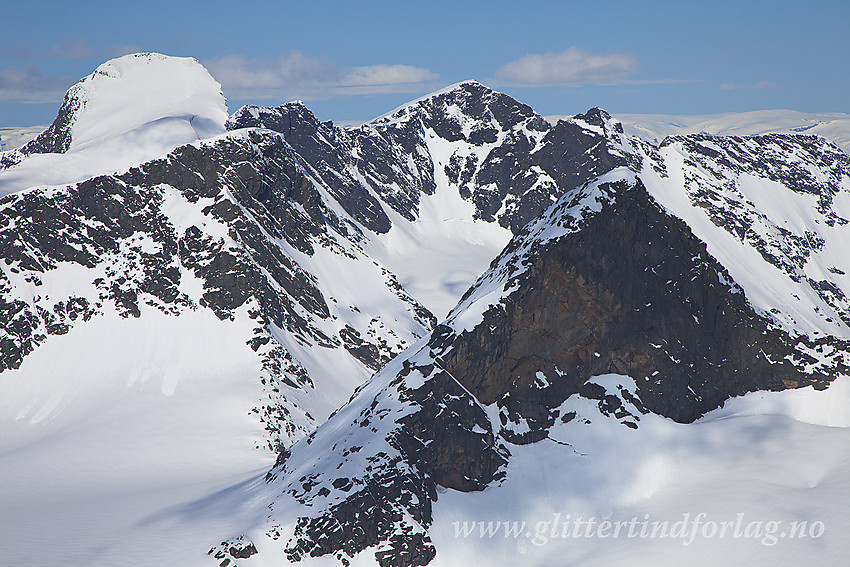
xmin=66 ymin=52 xmax=228 ymax=150
xmin=0 ymin=53 xmax=228 ymax=196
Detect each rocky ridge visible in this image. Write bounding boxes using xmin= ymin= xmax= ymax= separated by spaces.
xmin=218 ymin=110 xmax=850 ymax=567
xmin=3 ymin=56 xmax=850 ymax=567
xmin=1 ymin=67 xmax=638 ymax=452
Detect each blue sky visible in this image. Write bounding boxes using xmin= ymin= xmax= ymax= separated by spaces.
xmin=1 ymin=0 xmax=848 ymax=126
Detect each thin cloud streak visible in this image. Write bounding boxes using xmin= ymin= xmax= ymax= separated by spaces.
xmin=45 ymin=41 xmax=95 ymax=60
xmin=43 ymin=41 xmax=147 ymax=60
xmin=752 ymin=80 xmax=779 ymax=89
xmin=719 ymin=80 xmax=779 ymax=91
xmin=0 ymin=45 xmax=31 ymax=60
xmin=622 ymin=78 xmax=700 ymax=86
xmin=0 ymin=65 xmax=74 ymax=103
xmin=495 ymin=47 xmax=639 ymax=86
xmin=204 ymin=52 xmax=440 ymax=100
xmin=1 ymin=43 xmax=150 ymax=103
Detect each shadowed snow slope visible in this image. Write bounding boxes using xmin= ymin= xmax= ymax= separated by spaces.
xmin=0 ymin=53 xmax=228 ymax=196
xmin=3 ymin=56 xmax=850 ymax=567
xmin=241 ymin=113 xmax=850 ymax=566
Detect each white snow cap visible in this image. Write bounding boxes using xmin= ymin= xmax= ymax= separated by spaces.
xmin=0 ymin=53 xmax=228 ymax=196
xmin=67 ymin=52 xmax=228 ymax=150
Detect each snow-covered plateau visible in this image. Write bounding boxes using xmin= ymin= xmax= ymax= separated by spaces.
xmin=1 ymin=53 xmax=849 ymax=567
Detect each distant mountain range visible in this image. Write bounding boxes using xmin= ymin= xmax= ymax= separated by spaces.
xmin=613 ymin=110 xmax=850 ymax=154
xmin=0 ymin=126 xmax=45 ymax=152
xmin=6 ymin=107 xmax=850 ymax=155
xmin=2 ymin=54 xmax=849 ymax=567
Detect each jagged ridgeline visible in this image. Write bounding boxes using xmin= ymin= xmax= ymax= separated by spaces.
xmin=0 ymin=56 xmax=643 ymax=453
xmin=2 ymin=54 xmax=850 ymax=567
xmin=224 ymin=103 xmax=850 ymax=565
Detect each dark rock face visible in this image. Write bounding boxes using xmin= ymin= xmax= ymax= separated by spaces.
xmin=433 ymin=178 xmax=837 ymax=435
xmin=124 ymin=133 xmax=335 ymax=337
xmin=227 ymin=84 xmax=631 ymax=238
xmin=389 ymin=359 xmax=509 ymax=494
xmin=263 ymin=349 xmax=508 ymax=567
xmin=228 ymin=103 xmax=395 ymax=233
xmin=474 ymin=107 xmax=635 ymax=233
xmin=208 ymin=536 xmax=258 ymax=567
xmin=340 ymin=324 xmax=390 ymax=371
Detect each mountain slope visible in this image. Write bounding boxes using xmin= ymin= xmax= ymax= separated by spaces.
xmin=226 ymin=83 xmax=635 ymax=318
xmin=1 ymin=61 xmax=643 ymax=455
xmin=612 ymin=109 xmax=850 ymax=154
xmin=1 ymin=61 xmax=656 ymax=567
xmin=231 ymin=115 xmax=850 ymax=567
xmin=0 ymin=53 xmax=228 ymax=197
xmin=3 ymin=54 xmax=850 ymax=567
xmin=643 ymin=133 xmax=850 ymax=338
xmin=0 ymin=127 xmax=440 ymax=449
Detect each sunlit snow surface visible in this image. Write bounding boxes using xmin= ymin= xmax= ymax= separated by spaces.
xmin=218 ymin=375 xmax=850 ymax=567
xmin=0 ymin=303 xmax=275 ymax=566
xmin=612 ymin=110 xmax=850 ymax=154
xmin=0 ymin=53 xmax=228 ymax=197
xmin=2 ymin=67 xmax=850 ymax=567
xmin=5 ymin=371 xmax=845 ymax=566
xmin=363 ymin=123 xmax=512 ymax=319
xmin=425 ymin=377 xmax=850 ymax=567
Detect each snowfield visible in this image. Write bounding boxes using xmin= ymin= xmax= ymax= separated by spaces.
xmin=0 ymin=303 xmax=275 ymax=566
xmin=425 ymin=377 xmax=850 ymax=567
xmin=613 ymin=109 xmax=850 ymax=154
xmin=1 ymin=53 xmax=850 ymax=567
xmin=3 ymin=364 xmax=848 ymax=566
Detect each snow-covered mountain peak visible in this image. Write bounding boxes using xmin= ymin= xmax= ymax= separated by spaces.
xmin=226 ymin=101 xmax=318 ymax=133
xmin=0 ymin=53 xmax=227 ymax=197
xmin=65 ymin=52 xmax=227 ymax=150
xmin=613 ymin=109 xmax=850 ymax=154
xmin=566 ymin=106 xmax=624 ymax=134
xmin=370 ymin=80 xmax=488 ymax=121
xmin=371 ymin=79 xmax=544 ymax=134
xmin=7 ymin=62 xmax=850 ymax=567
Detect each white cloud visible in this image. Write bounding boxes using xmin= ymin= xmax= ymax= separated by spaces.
xmin=626 ymin=78 xmax=699 ymax=86
xmin=204 ymin=52 xmax=439 ymax=100
xmin=111 ymin=44 xmax=144 ymax=58
xmin=753 ymin=80 xmax=779 ymax=89
xmin=495 ymin=47 xmax=639 ymax=86
xmin=719 ymin=81 xmax=778 ymax=91
xmin=345 ymin=64 xmax=437 ymax=87
xmin=719 ymin=82 xmax=745 ymax=91
xmin=0 ymin=65 xmax=74 ymax=102
xmin=45 ymin=41 xmax=95 ymax=60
